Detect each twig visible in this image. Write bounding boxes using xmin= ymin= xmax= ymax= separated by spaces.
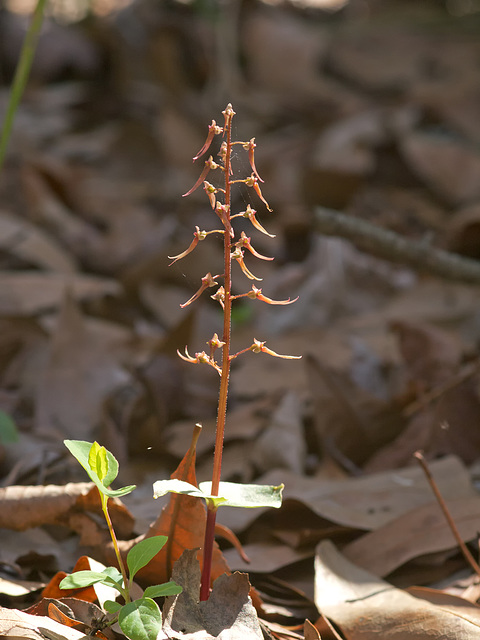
xmin=315 ymin=207 xmax=480 ymax=286
xmin=414 ymin=451 xmax=480 ymax=579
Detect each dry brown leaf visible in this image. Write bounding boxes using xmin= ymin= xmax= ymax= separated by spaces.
xmin=251 ymin=391 xmax=306 ymax=474
xmin=365 ymin=377 xmax=480 ymax=470
xmin=389 ymin=319 xmax=462 ymax=389
xmin=34 ymin=292 xmax=130 ymax=440
xmin=307 ymin=352 xmax=404 ymax=469
xmin=164 ymin=399 xmax=268 ymax=460
xmin=242 ymin=6 xmax=330 ymax=101
xmin=343 ymin=495 xmax=480 ymax=577
xmin=315 ymin=540 xmax=480 ymax=640
xmin=223 ymin=541 xmax=313 ymax=574
xmin=0 ymin=481 xmax=94 ymax=531
xmin=401 ymin=131 xmax=480 ymax=206
xmin=0 ymin=210 xmax=77 ymax=273
xmin=0 ymin=271 xmax=120 ymax=316
xmin=244 ymin=455 xmax=473 ymax=532
xmin=444 ymin=203 xmax=480 ymax=260
xmin=163 ymin=549 xmax=263 ymax=640
xmin=304 ymin=618 xmax=321 ymax=640
xmin=0 ymin=482 xmax=134 ymax=541
xmin=0 ymin=604 xmax=86 ymax=639
xmin=328 ymin=30 xmax=427 ymax=93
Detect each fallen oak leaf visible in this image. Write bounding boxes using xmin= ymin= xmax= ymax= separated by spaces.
xmin=162 ymin=549 xmax=263 ymax=640
xmin=315 ymin=540 xmax=480 ymax=639
xmin=0 ymin=482 xmax=134 ymax=540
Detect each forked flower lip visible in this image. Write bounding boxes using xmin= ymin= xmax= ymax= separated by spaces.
xmin=247 ymin=285 xmax=298 ymax=305
xmin=180 ymin=272 xmax=219 ymax=308
xmin=177 ymin=347 xmax=222 ymax=374
xmin=250 ymin=338 xmax=302 ymax=359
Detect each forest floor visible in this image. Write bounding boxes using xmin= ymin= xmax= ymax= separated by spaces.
xmin=2 ymin=0 xmax=480 ymax=638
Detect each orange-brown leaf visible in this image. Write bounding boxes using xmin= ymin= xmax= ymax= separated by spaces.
xmin=134 ymin=424 xmax=230 ymax=586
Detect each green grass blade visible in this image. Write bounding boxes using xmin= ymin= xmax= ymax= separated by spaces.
xmin=0 ymin=0 xmax=48 ymax=172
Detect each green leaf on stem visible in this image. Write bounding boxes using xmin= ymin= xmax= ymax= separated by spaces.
xmin=126 ymin=536 xmax=168 ymax=582
xmin=104 ymin=600 xmax=122 ymax=614
xmin=59 ymin=566 xmax=123 ymax=591
xmin=118 ymin=597 xmax=162 ymax=640
xmin=200 ymin=481 xmax=284 ymax=508
xmin=88 ymin=441 xmax=111 ymax=485
xmin=64 ymin=439 xmax=136 ymax=498
xmin=153 ymin=478 xmax=283 ymax=510
xmin=143 ymin=581 xmax=183 ymax=599
xmin=153 ymin=478 xmax=227 ymax=508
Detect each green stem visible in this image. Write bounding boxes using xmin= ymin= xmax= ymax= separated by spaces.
xmin=200 ymin=107 xmax=234 ymax=601
xmin=102 ymin=497 xmax=131 ymax=603
xmin=0 ymin=0 xmax=47 ymax=173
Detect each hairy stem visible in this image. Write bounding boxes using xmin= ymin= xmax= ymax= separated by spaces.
xmin=200 ymin=108 xmax=234 ymax=601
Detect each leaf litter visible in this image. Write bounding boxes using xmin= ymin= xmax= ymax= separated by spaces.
xmin=3 ymin=0 xmax=480 ymax=638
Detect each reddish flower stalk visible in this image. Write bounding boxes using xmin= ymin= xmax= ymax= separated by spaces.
xmin=175 ymin=104 xmax=300 ymax=601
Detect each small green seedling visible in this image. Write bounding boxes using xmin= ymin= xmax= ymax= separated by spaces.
xmin=61 ymin=440 xmax=182 ymax=640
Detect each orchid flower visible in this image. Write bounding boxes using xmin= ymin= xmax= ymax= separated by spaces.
xmin=177 ymin=347 xmax=221 ymax=375
xmin=232 ymin=204 xmax=275 ymax=238
xmin=183 ymin=157 xmax=220 ymax=197
xmin=231 ymin=247 xmax=262 ymax=281
xmin=192 ymin=120 xmax=223 ymax=162
xmin=237 ymin=231 xmax=273 ymax=261
xmin=246 ymin=285 xmax=298 ymax=305
xmin=180 ymin=272 xmax=219 ymax=308
xmin=244 ymin=174 xmax=272 ymax=211
xmin=250 ymin=339 xmax=301 ymax=359
xmin=243 ymin=138 xmax=263 ymax=183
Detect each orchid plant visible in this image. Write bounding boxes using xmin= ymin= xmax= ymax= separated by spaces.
xmin=153 ymin=104 xmax=300 ymax=601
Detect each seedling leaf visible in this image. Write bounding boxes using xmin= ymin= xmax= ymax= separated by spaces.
xmin=64 ymin=439 xmax=136 ymax=498
xmin=199 ymin=481 xmax=284 ymax=508
xmin=153 ymin=479 xmax=281 ymax=509
xmin=60 ymin=570 xmax=111 ymax=590
xmin=153 ymin=479 xmax=204 ymax=499
xmin=88 ymin=441 xmax=110 ymax=485
xmin=153 ymin=478 xmax=228 ymax=508
xmin=143 ymin=581 xmax=183 ymax=599
xmin=60 ymin=565 xmax=124 ymax=592
xmin=118 ymin=597 xmax=162 ymax=640
xmin=104 ymin=600 xmax=122 ymax=614
xmin=127 ymin=536 xmax=168 ymax=582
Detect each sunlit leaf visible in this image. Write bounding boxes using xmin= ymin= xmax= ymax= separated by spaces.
xmin=143 ymin=581 xmax=183 ymax=598
xmin=199 ymin=481 xmax=284 ymax=509
xmin=127 ymin=536 xmax=168 ymax=582
xmin=118 ymin=597 xmax=162 ymax=640
xmin=64 ymin=439 xmax=136 ymax=498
